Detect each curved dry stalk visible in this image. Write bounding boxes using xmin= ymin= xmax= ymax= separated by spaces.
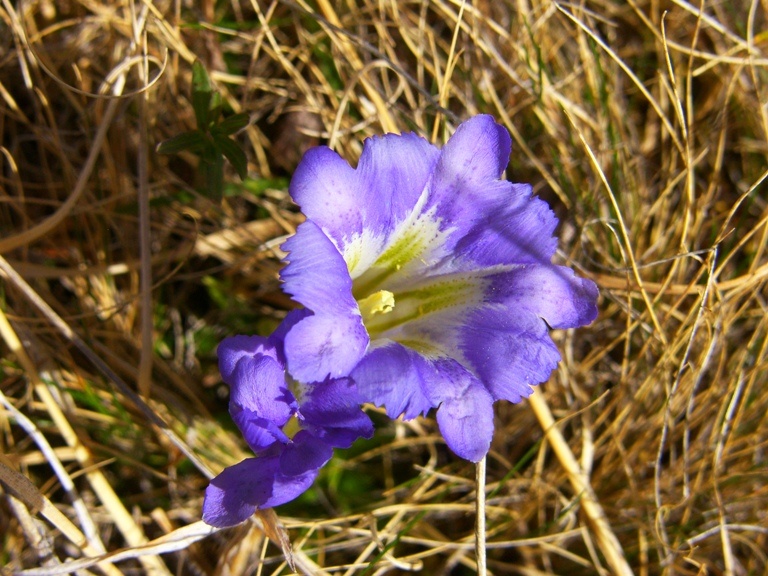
xmin=529 ymin=391 xmax=633 ymax=576
xmin=0 ymin=301 xmax=169 ymax=575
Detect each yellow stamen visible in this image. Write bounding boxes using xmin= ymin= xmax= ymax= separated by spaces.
xmin=358 ymin=290 xmax=395 ymax=322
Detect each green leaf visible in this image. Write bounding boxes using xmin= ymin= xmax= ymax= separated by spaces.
xmin=216 ymin=112 xmax=250 ymax=135
xmin=204 ymin=153 xmax=225 ymax=201
xmin=156 ymin=130 xmax=206 ymax=155
xmin=213 ymin=134 xmax=248 ymax=180
xmin=208 ymin=92 xmax=224 ymax=125
xmin=192 ymin=60 xmax=213 ymax=93
xmin=238 ymin=176 xmax=289 ymax=196
xmin=191 ymin=61 xmax=213 ymax=128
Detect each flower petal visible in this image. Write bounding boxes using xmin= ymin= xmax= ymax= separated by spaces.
xmin=290 ymin=133 xmax=439 ymax=256
xmin=353 ymin=115 xmax=521 ymax=278
xmin=288 ymin=146 xmax=361 ymax=248
xmin=217 ymin=336 xmax=296 ymax=452
xmin=300 ymin=378 xmax=375 ymax=448
xmin=281 ymin=221 xmax=357 ymax=315
xmin=352 ymin=348 xmax=495 ymax=460
xmin=417 ymin=358 xmax=495 ymax=461
xmin=217 ymin=335 xmax=279 ymax=384
xmin=279 ymin=430 xmax=334 ymax=477
xmin=426 ymin=115 xmax=513 ymax=231
xmin=202 ymin=454 xmax=321 ymax=527
xmin=260 ymin=467 xmax=320 ymax=511
xmin=284 ymin=313 xmax=369 ymax=382
xmin=487 ymin=265 xmax=599 ymax=329
xmin=269 ymin=308 xmax=312 ymax=362
xmin=436 ymin=390 xmax=494 ymax=462
xmin=461 ymin=305 xmax=562 ymax=403
xmin=281 ymin=221 xmax=369 ymax=381
xmin=355 ymin=132 xmax=440 ymax=239
xmin=226 ymin=347 xmax=296 ymax=423
xmin=231 ymin=412 xmax=290 ymax=455
xmin=350 ymin=341 xmax=433 ymax=420
xmin=202 ymin=457 xmax=280 ymax=527
xmin=451 ymin=187 xmax=559 ymax=268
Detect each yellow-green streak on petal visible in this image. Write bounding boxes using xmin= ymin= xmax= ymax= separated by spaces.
xmin=352 ymin=217 xmax=438 ymax=299
xmin=365 ymin=277 xmax=479 ymax=337
xmin=345 ymin=245 xmax=363 ymax=276
xmin=375 ymin=224 xmax=430 ymax=269
xmin=398 ymin=279 xmax=476 ymax=314
xmin=392 ymin=338 xmax=446 ymax=358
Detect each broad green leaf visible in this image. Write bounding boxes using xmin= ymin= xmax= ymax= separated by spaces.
xmin=156 ymin=130 xmax=206 ymax=155
xmin=213 ymin=134 xmax=248 ymax=180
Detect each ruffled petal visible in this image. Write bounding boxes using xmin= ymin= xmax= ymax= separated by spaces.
xmin=461 ymin=305 xmax=562 ymax=403
xmin=202 ymin=452 xmax=323 ymax=527
xmin=355 ymin=132 xmax=440 ymax=239
xmin=290 ymin=133 xmax=439 ymax=256
xmin=420 ymin=358 xmax=495 ymax=461
xmin=348 ymin=115 xmax=520 ymax=277
xmin=299 ymin=378 xmax=374 ymax=448
xmin=217 ymin=336 xmax=296 ymax=453
xmin=227 ymin=349 xmax=296 ymax=425
xmin=281 ymin=221 xmax=358 ymax=315
xmin=269 ymin=308 xmax=312 ymax=363
xmin=288 ymin=146 xmax=362 ymax=249
xmin=281 ymin=221 xmax=369 ymax=381
xmin=436 ymin=390 xmax=494 ymax=462
xmin=352 ymin=347 xmax=495 ymax=460
xmin=283 ymin=312 xmax=369 ymax=382
xmin=487 ymin=265 xmax=599 ymax=329
xmin=217 ymin=335 xmax=279 ymax=384
xmin=259 ymin=468 xmax=320 ymax=508
xmin=258 ymin=466 xmax=320 ymax=511
xmin=202 ymin=457 xmax=281 ymax=527
xmin=350 ymin=341 xmax=433 ymax=420
xmin=425 ymin=115 xmax=513 ymax=233
xmin=451 ymin=187 xmax=559 ymax=268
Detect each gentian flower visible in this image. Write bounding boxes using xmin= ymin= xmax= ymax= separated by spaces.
xmin=202 ymin=311 xmax=375 ymax=527
xmin=279 ymin=115 xmax=598 ymax=462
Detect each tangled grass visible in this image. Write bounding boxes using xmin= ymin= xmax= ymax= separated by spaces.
xmin=1 ymin=0 xmax=767 ymax=574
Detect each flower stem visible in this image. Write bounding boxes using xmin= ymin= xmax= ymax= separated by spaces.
xmin=475 ymin=455 xmax=487 ymax=576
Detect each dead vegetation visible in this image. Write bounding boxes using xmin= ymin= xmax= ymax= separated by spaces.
xmin=1 ymin=0 xmax=767 ymax=574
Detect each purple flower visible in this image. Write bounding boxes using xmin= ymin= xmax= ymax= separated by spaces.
xmin=202 ymin=312 xmax=374 ymax=528
xmin=279 ymin=115 xmax=598 ymax=462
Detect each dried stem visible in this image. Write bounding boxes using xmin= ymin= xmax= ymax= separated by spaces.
xmin=529 ymin=391 xmax=633 ymax=576
xmin=475 ymin=455 xmax=487 ymax=576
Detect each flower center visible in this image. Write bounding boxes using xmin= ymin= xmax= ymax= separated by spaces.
xmin=357 ymin=289 xmax=395 ymax=324
xmin=346 ymin=207 xmax=483 ymax=343
xmin=355 ymin=272 xmax=482 ymax=343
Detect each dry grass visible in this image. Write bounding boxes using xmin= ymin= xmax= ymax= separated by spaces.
xmin=1 ymin=0 xmax=767 ymax=574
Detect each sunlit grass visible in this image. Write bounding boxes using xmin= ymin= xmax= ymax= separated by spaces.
xmin=1 ymin=0 xmax=767 ymax=574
